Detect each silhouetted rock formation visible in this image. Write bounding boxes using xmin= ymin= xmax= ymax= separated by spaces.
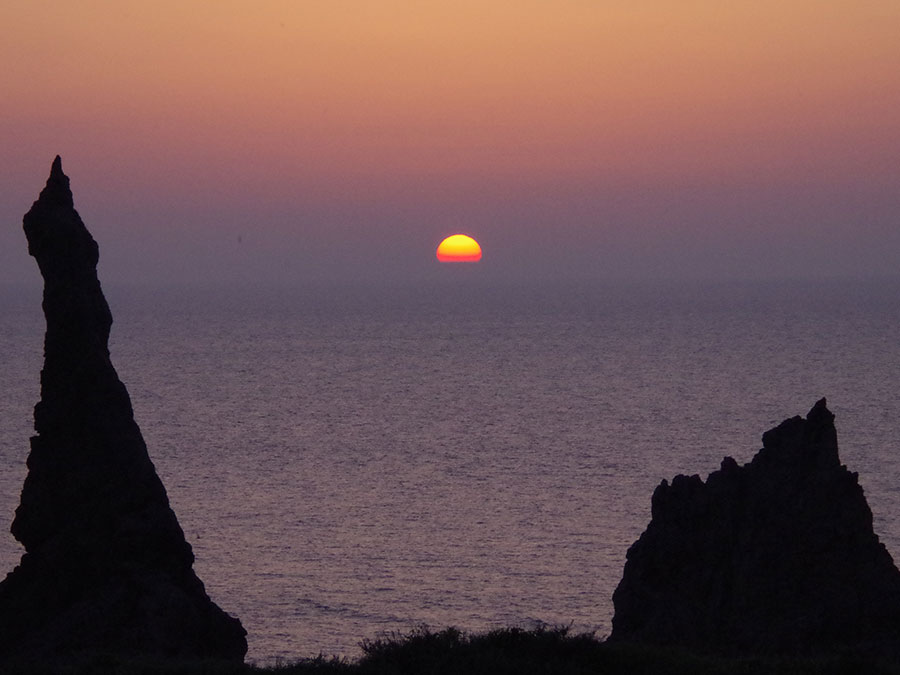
xmin=0 ymin=157 xmax=247 ymax=662
xmin=610 ymin=399 xmax=900 ymax=657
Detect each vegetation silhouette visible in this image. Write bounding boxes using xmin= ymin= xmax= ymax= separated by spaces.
xmin=5 ymin=626 xmax=900 ymax=674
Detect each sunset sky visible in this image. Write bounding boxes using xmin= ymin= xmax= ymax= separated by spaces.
xmin=2 ymin=1 xmax=899 ymax=286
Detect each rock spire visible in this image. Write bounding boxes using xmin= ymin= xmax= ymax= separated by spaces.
xmin=0 ymin=157 xmax=247 ymax=661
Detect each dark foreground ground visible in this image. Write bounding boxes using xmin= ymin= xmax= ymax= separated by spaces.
xmin=4 ymin=627 xmax=900 ymax=675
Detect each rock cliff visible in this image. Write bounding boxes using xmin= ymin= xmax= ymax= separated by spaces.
xmin=610 ymin=398 xmax=900 ymax=657
xmin=0 ymin=157 xmax=247 ymax=661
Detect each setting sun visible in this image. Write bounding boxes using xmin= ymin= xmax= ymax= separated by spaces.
xmin=436 ymin=234 xmax=482 ymax=263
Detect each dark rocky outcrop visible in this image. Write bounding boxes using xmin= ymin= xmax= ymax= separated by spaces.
xmin=0 ymin=157 xmax=247 ymax=661
xmin=610 ymin=398 xmax=900 ymax=657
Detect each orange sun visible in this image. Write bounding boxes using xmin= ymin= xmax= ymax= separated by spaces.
xmin=436 ymin=234 xmax=482 ymax=263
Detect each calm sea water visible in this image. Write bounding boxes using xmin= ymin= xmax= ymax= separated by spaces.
xmin=2 ymin=278 xmax=900 ymax=663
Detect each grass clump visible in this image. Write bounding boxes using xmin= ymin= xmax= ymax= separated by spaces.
xmin=356 ymin=624 xmax=601 ymax=674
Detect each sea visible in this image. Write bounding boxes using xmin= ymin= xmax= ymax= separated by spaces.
xmin=2 ymin=277 xmax=900 ymax=664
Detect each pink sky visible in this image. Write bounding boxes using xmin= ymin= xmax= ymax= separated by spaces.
xmin=2 ymin=1 xmax=899 ymax=286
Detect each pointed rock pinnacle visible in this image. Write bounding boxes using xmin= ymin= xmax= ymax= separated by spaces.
xmin=0 ymin=157 xmax=247 ymax=662
xmin=39 ymin=155 xmax=74 ymax=208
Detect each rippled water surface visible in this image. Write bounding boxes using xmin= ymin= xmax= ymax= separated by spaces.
xmin=2 ymin=279 xmax=900 ymax=663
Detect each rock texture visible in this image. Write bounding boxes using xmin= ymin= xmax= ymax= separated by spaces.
xmin=0 ymin=157 xmax=247 ymax=661
xmin=610 ymin=399 xmax=900 ymax=657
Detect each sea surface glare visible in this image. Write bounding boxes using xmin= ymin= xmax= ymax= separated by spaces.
xmin=2 ymin=279 xmax=900 ymax=663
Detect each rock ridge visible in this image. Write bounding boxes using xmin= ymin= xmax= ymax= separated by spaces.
xmin=610 ymin=398 xmax=900 ymax=657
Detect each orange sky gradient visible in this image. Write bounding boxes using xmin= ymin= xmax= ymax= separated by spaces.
xmin=1 ymin=1 xmax=899 ymax=285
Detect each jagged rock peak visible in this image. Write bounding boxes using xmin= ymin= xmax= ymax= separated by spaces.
xmin=0 ymin=157 xmax=247 ymax=663
xmin=611 ymin=399 xmax=900 ymax=658
xmin=755 ymin=397 xmax=838 ymax=468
